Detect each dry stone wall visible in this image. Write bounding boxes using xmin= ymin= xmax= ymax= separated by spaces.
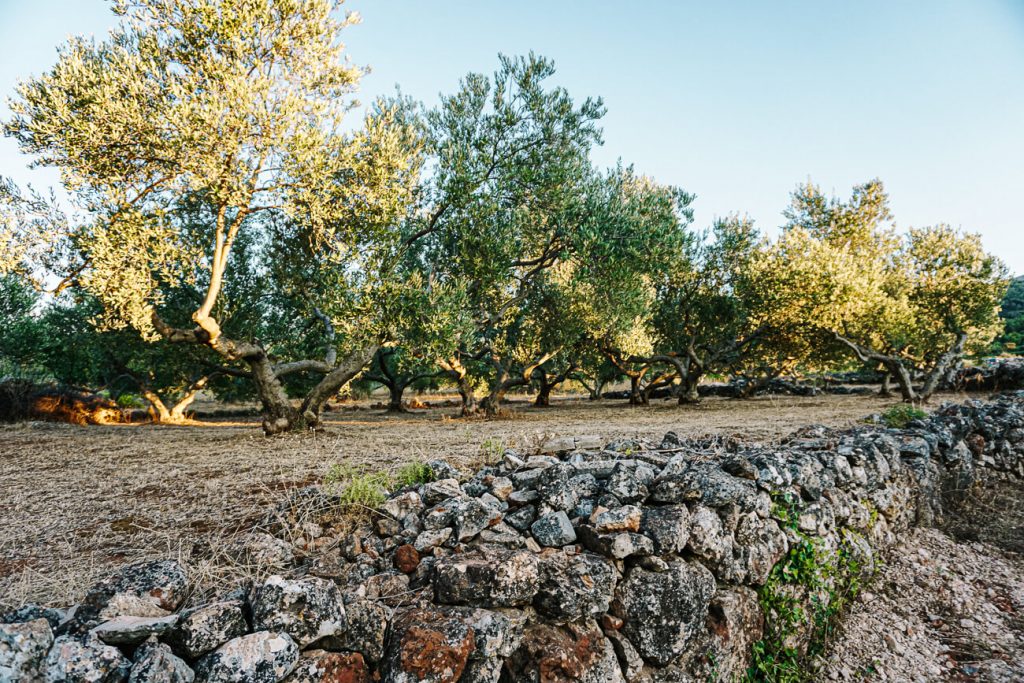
xmin=3 ymin=393 xmax=1024 ymax=682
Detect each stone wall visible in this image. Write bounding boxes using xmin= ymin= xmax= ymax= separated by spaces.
xmin=3 ymin=393 xmax=1024 ymax=682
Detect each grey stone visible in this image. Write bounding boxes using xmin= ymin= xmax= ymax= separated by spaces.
xmin=1 ymin=604 xmax=65 ymax=630
xmin=318 ymin=599 xmax=389 ymax=664
xmin=129 ymin=639 xmax=194 ymax=683
xmin=251 ymin=576 xmax=345 ymax=648
xmin=612 ymin=559 xmax=715 ymax=666
xmin=640 ymin=505 xmax=691 ymax=554
xmin=426 ymin=460 xmax=461 ymax=481
xmin=504 ymin=505 xmax=536 ymax=532
xmin=75 ymin=559 xmax=188 ymax=627
xmin=605 ymin=628 xmax=644 ymax=682
xmin=433 ymin=550 xmax=539 ymax=607
xmin=0 ymin=618 xmax=52 ymax=682
xmin=167 ymin=601 xmax=248 ymax=660
xmin=413 ymin=527 xmax=452 ymax=552
xmin=592 ymin=505 xmax=643 ymax=533
xmin=534 ymin=552 xmax=618 ymax=622
xmin=577 ymin=526 xmax=655 ymax=559
xmin=530 ymin=511 xmax=576 ymax=547
xmin=194 ymin=631 xmax=299 ymax=683
xmin=422 ymin=479 xmax=462 ymax=506
xmin=382 ymin=491 xmax=423 ymax=520
xmin=46 ymin=633 xmax=132 ymax=683
xmin=606 ymin=462 xmax=653 ymax=503
xmin=686 ymin=505 xmax=734 ymax=566
xmin=452 ymin=497 xmax=501 ymax=542
xmin=92 ymin=614 xmax=178 ymax=646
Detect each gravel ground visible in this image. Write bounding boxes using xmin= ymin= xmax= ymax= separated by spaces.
xmin=819 ymin=479 xmax=1024 ymax=682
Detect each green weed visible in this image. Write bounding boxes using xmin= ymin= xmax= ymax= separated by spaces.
xmin=879 ymin=404 xmax=927 ymax=428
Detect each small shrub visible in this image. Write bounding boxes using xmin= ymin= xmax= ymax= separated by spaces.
xmin=880 ymin=404 xmax=927 ymax=428
xmin=480 ymin=437 xmax=505 ymax=464
xmin=324 ymin=464 xmax=391 ymax=510
xmin=394 ymin=461 xmax=434 ymax=488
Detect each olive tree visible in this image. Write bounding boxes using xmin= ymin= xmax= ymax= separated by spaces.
xmin=4 ymin=0 xmax=423 ymax=433
xmin=410 ymin=54 xmax=605 ymax=415
xmin=649 ymin=215 xmax=765 ymax=403
xmin=760 ymin=180 xmax=1009 ymax=402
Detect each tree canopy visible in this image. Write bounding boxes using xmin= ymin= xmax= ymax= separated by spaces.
xmin=0 ymin=0 xmax=1013 ymax=429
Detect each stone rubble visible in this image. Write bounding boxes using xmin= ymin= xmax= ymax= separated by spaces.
xmin=2 ymin=393 xmax=1023 ymax=682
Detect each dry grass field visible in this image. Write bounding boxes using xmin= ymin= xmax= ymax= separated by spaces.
xmin=0 ymin=391 xmax=964 ymax=609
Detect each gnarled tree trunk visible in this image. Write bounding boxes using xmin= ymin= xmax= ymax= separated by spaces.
xmin=879 ymin=371 xmax=892 ymax=397
xmin=153 ymin=312 xmax=376 ymax=435
xmin=533 ymin=363 xmax=575 ymax=407
xmin=439 ymin=357 xmax=478 ymax=416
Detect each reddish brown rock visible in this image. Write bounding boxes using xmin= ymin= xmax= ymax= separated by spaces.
xmin=382 ymin=608 xmax=476 ymax=683
xmin=393 ymin=544 xmax=421 ymax=574
xmin=284 ymin=650 xmax=371 ymax=683
xmin=504 ymin=623 xmax=624 ymax=683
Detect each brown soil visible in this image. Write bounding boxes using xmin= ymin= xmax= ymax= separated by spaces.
xmin=0 ymin=391 xmax=963 ymax=609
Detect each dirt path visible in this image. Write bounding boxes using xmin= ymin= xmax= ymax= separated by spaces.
xmin=819 ymin=478 xmax=1024 ymax=682
xmin=0 ymin=392 xmax=942 ymax=608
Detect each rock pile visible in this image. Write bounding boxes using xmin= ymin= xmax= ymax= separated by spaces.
xmin=951 ymin=358 xmax=1024 ymax=393
xmin=3 ymin=394 xmax=1024 ymax=682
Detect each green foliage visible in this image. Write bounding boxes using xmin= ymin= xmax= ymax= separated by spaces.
xmin=748 ymin=494 xmax=870 ymax=682
xmin=992 ymin=276 xmax=1024 ymax=355
xmin=324 ymin=460 xmax=433 ymax=511
xmin=879 ymin=404 xmax=928 ymax=428
xmin=323 ymin=464 xmax=390 ymax=510
xmin=394 ymin=462 xmax=435 ymax=488
xmin=753 ymin=181 xmax=1009 ymax=400
xmin=479 ymin=438 xmax=505 ymax=464
xmin=0 ymin=1 xmax=1012 ymax=425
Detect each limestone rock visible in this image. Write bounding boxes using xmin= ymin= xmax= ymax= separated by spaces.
xmin=534 ymin=552 xmax=618 ymax=622
xmin=530 ymin=511 xmax=576 ymax=547
xmin=504 ymin=623 xmax=625 ymax=683
xmin=577 ymin=526 xmax=655 ymax=559
xmin=381 ymin=608 xmax=475 ymax=683
xmin=592 ymin=505 xmax=643 ymax=533
xmin=167 ymin=601 xmax=248 ymax=660
xmin=74 ymin=559 xmax=188 ymax=628
xmin=46 ymin=633 xmax=132 ymax=683
xmin=421 ymin=479 xmax=462 ymax=506
xmin=0 ymin=618 xmax=53 ymax=682
xmin=612 ymin=559 xmax=715 ymax=666
xmin=129 ymin=639 xmax=194 ymax=683
xmin=194 ymin=631 xmax=299 ymax=683
xmin=433 ymin=550 xmax=539 ymax=607
xmin=640 ymin=505 xmax=691 ymax=554
xmin=251 ymin=576 xmax=345 ymax=648
xmin=451 ymin=497 xmax=501 ymax=542
xmin=282 ymin=650 xmax=371 ymax=683
xmin=93 ymin=614 xmax=178 ymax=646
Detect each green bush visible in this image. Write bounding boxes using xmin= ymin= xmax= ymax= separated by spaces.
xmin=880 ymin=404 xmax=927 ymax=428
xmin=746 ymin=493 xmax=872 ymax=682
xmin=394 ymin=462 xmax=435 ymax=488
xmin=324 ymin=464 xmax=390 ymax=510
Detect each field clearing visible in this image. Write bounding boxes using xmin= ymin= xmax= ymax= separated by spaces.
xmin=0 ymin=391 xmax=968 ymax=608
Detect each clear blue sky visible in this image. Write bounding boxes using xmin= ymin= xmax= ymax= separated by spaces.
xmin=2 ymin=0 xmax=1022 ymax=273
